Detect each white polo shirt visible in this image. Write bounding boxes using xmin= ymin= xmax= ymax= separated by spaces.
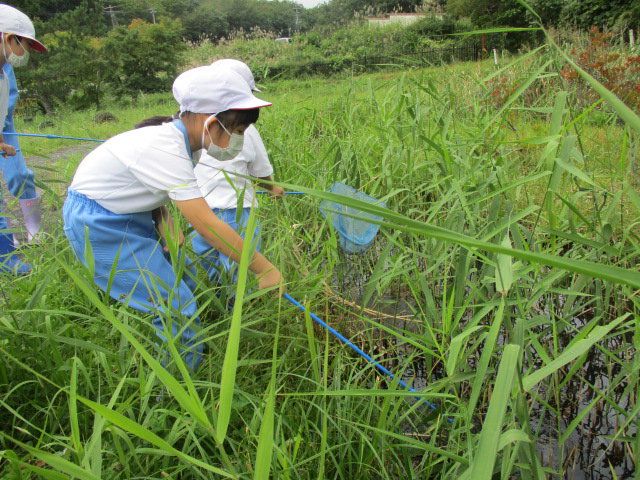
xmin=70 ymin=122 xmax=202 ymax=214
xmin=194 ymin=125 xmax=273 ymax=209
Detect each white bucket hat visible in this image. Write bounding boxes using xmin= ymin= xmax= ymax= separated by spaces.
xmin=0 ymin=4 xmax=46 ymax=52
xmin=173 ymin=66 xmax=271 ymax=115
xmin=211 ymin=58 xmax=260 ymax=92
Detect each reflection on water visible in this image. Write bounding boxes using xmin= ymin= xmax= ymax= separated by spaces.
xmin=327 ymin=244 xmax=637 ymax=479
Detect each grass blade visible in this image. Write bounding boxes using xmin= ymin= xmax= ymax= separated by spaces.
xmin=78 ymin=397 xmax=235 ymax=478
xmin=468 ymin=344 xmax=521 ymax=480
xmin=523 ymin=315 xmax=628 ymax=391
xmin=56 ymin=259 xmax=213 ymax=431
xmin=216 ymin=206 xmax=259 ymax=444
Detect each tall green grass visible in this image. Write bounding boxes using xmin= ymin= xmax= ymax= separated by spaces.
xmin=1 ymin=22 xmax=638 ymax=479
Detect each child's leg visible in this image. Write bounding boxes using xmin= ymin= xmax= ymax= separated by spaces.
xmin=63 ymin=190 xmax=203 ymax=371
xmin=1 ymin=141 xmax=36 ymax=199
xmin=0 ymin=192 xmax=30 ymax=275
xmin=191 ymin=207 xmax=261 ymax=284
xmin=0 ymin=135 xmax=41 ymax=242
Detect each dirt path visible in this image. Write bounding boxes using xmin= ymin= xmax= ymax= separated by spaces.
xmin=1 ymin=143 xmax=96 ymax=243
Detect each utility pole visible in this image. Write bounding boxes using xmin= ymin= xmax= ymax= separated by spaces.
xmin=149 ymin=8 xmax=157 ymax=24
xmin=104 ymin=5 xmax=119 ymax=29
xmin=293 ymin=6 xmax=301 ymax=34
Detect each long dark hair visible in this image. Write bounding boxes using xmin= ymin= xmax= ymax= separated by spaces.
xmin=134 ymin=109 xmax=260 ymax=130
xmin=216 ymin=108 xmax=260 ymax=128
xmin=134 ymin=115 xmax=176 ymax=129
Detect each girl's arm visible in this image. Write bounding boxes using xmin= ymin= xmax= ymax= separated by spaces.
xmin=174 ymin=197 xmax=284 ymax=293
xmin=256 ymin=175 xmax=285 ymax=198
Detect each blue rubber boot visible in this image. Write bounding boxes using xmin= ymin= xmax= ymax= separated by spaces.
xmin=0 ymin=232 xmax=30 ymax=275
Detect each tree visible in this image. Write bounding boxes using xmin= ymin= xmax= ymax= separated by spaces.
xmin=38 ymin=0 xmax=108 ymax=36
xmin=559 ymin=0 xmax=640 ymax=31
xmin=445 ymin=0 xmax=528 ymax=28
xmin=303 ymin=0 xmax=426 ymax=27
xmin=101 ymin=18 xmax=186 ymax=97
xmin=18 ymin=30 xmax=107 ymax=111
xmin=255 ymin=0 xmax=298 ymax=36
xmin=9 ymin=0 xmax=92 ymax=19
xmin=182 ymin=8 xmax=229 ymax=43
xmin=445 ymin=0 xmax=639 ymax=31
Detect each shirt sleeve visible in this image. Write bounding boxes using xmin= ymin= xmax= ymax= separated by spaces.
xmin=129 ymin=144 xmax=203 ymax=202
xmin=246 ymin=127 xmax=274 ymax=178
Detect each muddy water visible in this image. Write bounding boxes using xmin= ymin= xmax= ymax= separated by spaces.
xmin=328 ymin=246 xmax=636 ymax=479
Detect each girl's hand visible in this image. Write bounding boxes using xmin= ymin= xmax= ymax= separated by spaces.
xmin=175 ymin=197 xmax=284 ymax=295
xmin=258 ymin=267 xmax=285 ymax=297
xmin=160 ymin=220 xmax=185 ymax=252
xmin=0 ymin=143 xmax=16 ymax=157
xmin=257 ymin=176 xmax=284 ymax=198
xmin=268 ymin=185 xmax=285 ymax=198
xmin=154 ymin=206 xmax=184 ymax=251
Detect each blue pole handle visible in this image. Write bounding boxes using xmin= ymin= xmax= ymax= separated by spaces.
xmin=2 ymin=132 xmax=105 ymax=142
xmin=283 ymin=292 xmax=446 ymax=415
xmin=256 ymin=191 xmax=304 ymax=195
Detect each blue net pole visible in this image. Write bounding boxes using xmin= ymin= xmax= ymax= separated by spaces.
xmin=283 ymin=292 xmax=451 ymax=420
xmin=256 ymin=191 xmax=304 ymax=195
xmin=2 ymin=132 xmax=105 ymax=142
xmin=2 ymin=132 xmax=303 ymax=195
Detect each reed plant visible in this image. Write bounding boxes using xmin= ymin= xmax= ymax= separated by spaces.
xmin=1 ymin=12 xmax=638 ymax=478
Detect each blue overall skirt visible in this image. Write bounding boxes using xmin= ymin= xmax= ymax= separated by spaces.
xmin=191 ymin=207 xmax=261 ymax=284
xmin=63 ymin=189 xmax=203 ymax=371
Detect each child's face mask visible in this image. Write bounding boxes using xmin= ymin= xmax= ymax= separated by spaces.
xmin=2 ymin=35 xmax=30 ymax=68
xmin=201 ymin=115 xmax=244 ymax=161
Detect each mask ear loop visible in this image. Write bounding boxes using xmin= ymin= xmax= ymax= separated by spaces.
xmin=2 ymin=33 xmax=18 ymax=52
xmin=216 ymin=119 xmax=233 ymax=137
xmin=201 ymin=113 xmax=219 ymax=150
xmin=2 ymin=34 xmax=27 ymax=62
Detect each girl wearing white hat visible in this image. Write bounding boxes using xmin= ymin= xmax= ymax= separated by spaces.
xmin=192 ymin=59 xmax=284 ymax=287
xmin=63 ymin=66 xmax=284 ymax=372
xmin=0 ymin=3 xmax=46 ymax=275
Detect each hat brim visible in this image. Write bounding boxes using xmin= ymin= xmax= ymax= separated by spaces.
xmin=24 ymin=36 xmax=46 ymax=52
xmin=230 ymin=97 xmax=272 ymax=110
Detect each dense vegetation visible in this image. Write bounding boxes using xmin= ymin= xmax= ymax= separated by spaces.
xmin=1 ymin=0 xmax=640 ymax=478
xmin=1 ymin=12 xmax=640 ymax=476
xmin=8 ymin=0 xmax=640 ymax=113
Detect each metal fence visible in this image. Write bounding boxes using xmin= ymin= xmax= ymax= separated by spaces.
xmin=361 ymin=43 xmax=482 ymax=67
xmin=260 ymin=42 xmax=485 ymax=80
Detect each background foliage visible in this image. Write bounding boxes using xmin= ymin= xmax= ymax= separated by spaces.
xmin=6 ymin=0 xmax=639 ymax=112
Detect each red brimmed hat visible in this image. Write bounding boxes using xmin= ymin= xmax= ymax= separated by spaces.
xmin=0 ymin=4 xmax=46 ymax=52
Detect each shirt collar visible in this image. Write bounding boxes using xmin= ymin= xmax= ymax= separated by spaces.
xmin=172 ymin=118 xmax=193 ymax=161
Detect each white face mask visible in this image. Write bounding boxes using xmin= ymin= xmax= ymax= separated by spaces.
xmin=201 ymin=115 xmax=244 ymax=161
xmin=2 ymin=35 xmax=29 ymax=68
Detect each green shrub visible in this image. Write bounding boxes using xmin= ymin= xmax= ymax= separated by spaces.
xmin=185 ymin=18 xmax=483 ymax=82
xmin=18 ymin=31 xmax=107 ymax=112
xmin=16 ymin=17 xmax=186 ymax=113
xmin=102 ymin=18 xmax=186 ymax=98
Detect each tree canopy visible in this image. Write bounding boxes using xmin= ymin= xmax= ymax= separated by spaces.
xmin=7 ymin=0 xmax=639 ymax=40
